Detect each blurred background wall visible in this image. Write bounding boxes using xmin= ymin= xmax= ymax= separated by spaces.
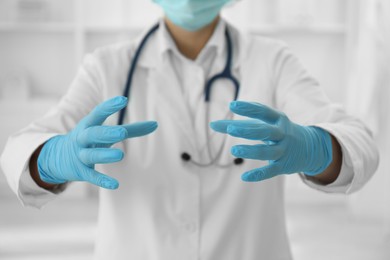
xmin=0 ymin=0 xmax=389 ymax=259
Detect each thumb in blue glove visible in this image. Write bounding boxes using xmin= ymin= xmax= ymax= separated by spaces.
xmin=210 ymin=101 xmax=332 ymax=182
xmin=37 ymin=96 xmax=158 ymax=189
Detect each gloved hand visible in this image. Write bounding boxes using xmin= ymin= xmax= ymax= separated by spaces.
xmin=210 ymin=101 xmax=333 ymax=182
xmin=37 ymin=96 xmax=158 ymax=189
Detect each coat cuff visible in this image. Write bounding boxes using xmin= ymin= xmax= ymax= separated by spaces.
xmin=300 ymin=123 xmax=357 ymax=193
xmin=1 ymin=133 xmax=66 ymax=208
xmin=18 ymin=167 xmax=68 ymax=209
xmin=300 ymin=148 xmax=353 ymax=193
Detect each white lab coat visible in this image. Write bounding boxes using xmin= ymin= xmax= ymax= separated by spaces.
xmin=0 ymin=19 xmax=379 ymax=260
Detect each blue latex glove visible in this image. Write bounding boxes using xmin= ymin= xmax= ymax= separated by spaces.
xmin=37 ymin=96 xmax=158 ymax=189
xmin=210 ymin=101 xmax=333 ymax=182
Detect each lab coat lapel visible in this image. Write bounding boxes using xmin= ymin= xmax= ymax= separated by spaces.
xmin=193 ymin=59 xmax=239 ymax=162
xmin=194 ymin=74 xmax=239 ymax=163
xmin=149 ymin=59 xmax=198 ymax=152
xmin=134 ymin=21 xmax=198 ymax=153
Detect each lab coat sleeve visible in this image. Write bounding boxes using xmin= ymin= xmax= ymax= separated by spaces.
xmin=0 ymin=51 xmax=106 ymax=208
xmin=271 ymin=44 xmax=379 ymax=194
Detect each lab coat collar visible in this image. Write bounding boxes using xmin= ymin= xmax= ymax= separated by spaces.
xmin=157 ymin=18 xmax=226 ymax=62
xmin=135 ymin=17 xmax=245 ymax=70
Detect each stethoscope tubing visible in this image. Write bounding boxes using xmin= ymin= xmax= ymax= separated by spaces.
xmin=118 ymin=23 xmax=160 ymax=126
xmin=118 ymin=22 xmax=243 ymax=167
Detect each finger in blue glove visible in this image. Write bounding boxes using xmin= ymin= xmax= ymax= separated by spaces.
xmin=210 ymin=101 xmax=332 ymax=182
xmin=38 ymin=96 xmax=158 ymax=189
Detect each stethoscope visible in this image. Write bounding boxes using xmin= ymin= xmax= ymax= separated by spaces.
xmin=118 ymin=23 xmax=244 ymax=167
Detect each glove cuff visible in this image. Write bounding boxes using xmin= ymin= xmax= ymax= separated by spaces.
xmin=37 ymin=136 xmax=67 ymax=184
xmin=302 ymin=126 xmax=333 ymax=176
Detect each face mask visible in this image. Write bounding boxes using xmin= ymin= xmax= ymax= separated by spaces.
xmin=153 ymin=0 xmax=235 ymax=31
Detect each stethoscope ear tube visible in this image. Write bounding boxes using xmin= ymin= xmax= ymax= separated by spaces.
xmin=204 ymin=28 xmax=239 ymax=102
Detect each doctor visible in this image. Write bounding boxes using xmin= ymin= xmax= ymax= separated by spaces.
xmin=0 ymin=0 xmax=379 ymax=259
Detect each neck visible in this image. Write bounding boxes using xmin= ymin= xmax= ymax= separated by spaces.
xmin=164 ymin=17 xmax=220 ymax=60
